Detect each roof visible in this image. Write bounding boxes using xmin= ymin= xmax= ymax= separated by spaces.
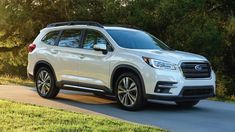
xmin=104 ymin=26 xmax=141 ymax=31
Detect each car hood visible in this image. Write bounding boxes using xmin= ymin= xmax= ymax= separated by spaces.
xmin=128 ymin=49 xmax=208 ymax=64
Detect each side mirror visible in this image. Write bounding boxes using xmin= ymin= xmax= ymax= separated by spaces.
xmin=93 ymin=43 xmax=107 ymax=51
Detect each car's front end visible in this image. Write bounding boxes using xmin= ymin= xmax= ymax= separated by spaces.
xmin=142 ymin=56 xmax=216 ymax=101
xmin=106 ymin=27 xmax=216 ymax=103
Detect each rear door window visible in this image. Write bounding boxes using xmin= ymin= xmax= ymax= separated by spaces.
xmin=58 ymin=29 xmax=82 ymax=48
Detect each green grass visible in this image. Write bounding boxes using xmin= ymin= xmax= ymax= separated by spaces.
xmin=209 ymin=96 xmax=235 ymax=103
xmin=0 ymin=75 xmax=34 ymax=87
xmin=0 ymin=100 xmax=166 ymax=132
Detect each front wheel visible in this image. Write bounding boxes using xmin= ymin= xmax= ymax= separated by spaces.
xmin=35 ymin=67 xmax=60 ymax=98
xmin=115 ymin=72 xmax=145 ymax=111
xmin=176 ymin=100 xmax=199 ymax=108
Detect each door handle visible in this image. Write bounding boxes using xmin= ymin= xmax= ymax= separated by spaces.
xmin=80 ymin=54 xmax=85 ymax=59
xmin=50 ymin=49 xmax=58 ymax=54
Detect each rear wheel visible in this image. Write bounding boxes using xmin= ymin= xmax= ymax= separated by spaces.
xmin=35 ymin=67 xmax=59 ymax=98
xmin=115 ymin=72 xmax=145 ymax=111
xmin=176 ymin=100 xmax=199 ymax=108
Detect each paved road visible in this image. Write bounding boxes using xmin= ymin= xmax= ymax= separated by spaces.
xmin=0 ymin=85 xmax=235 ymax=132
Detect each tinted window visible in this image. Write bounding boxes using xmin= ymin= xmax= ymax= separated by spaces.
xmin=83 ymin=30 xmax=108 ymax=50
xmin=41 ymin=31 xmax=60 ymax=46
xmin=58 ymin=30 xmax=81 ymax=48
xmin=107 ymin=29 xmax=170 ymax=50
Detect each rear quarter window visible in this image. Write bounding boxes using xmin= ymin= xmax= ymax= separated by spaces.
xmin=41 ymin=31 xmax=60 ymax=46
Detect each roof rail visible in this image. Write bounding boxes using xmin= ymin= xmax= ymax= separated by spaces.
xmin=46 ymin=21 xmax=104 ymax=28
xmin=104 ymin=24 xmax=142 ymax=30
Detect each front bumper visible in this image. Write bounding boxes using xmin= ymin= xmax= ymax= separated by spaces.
xmin=142 ymin=65 xmax=216 ymax=101
xmin=146 ymin=94 xmax=215 ymax=101
xmin=146 ymin=85 xmax=215 ymax=101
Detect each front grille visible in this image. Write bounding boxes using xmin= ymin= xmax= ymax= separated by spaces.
xmin=181 ymin=62 xmax=211 ymax=78
xmin=181 ymin=86 xmax=214 ymax=97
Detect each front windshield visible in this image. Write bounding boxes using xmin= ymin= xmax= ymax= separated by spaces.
xmin=107 ymin=29 xmax=171 ymax=50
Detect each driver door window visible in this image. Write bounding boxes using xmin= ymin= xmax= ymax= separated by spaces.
xmin=83 ymin=30 xmax=108 ymax=50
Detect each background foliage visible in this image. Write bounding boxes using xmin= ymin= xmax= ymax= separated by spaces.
xmin=0 ymin=0 xmax=234 ymax=98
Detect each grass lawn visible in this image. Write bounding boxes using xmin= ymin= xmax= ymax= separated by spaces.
xmin=0 ymin=75 xmax=34 ymax=87
xmin=0 ymin=100 xmax=166 ymax=132
xmin=209 ymin=96 xmax=235 ymax=103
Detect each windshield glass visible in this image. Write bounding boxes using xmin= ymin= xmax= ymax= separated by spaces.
xmin=107 ymin=29 xmax=171 ymax=50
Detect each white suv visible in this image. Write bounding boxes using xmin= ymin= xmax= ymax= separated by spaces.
xmin=27 ymin=21 xmax=216 ymax=110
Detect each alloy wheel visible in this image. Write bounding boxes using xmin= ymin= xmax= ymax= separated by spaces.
xmin=117 ymin=77 xmax=138 ymax=107
xmin=37 ymin=70 xmax=51 ymax=95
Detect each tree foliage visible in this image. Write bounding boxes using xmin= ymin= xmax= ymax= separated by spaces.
xmin=0 ymin=0 xmax=234 ymax=97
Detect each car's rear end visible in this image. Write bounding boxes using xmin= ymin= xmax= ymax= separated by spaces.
xmin=27 ymin=29 xmax=48 ymax=81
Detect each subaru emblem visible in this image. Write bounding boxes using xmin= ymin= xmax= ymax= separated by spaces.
xmin=195 ymin=65 xmax=202 ymax=71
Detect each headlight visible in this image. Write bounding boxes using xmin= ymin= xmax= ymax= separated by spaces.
xmin=143 ymin=57 xmax=177 ymax=70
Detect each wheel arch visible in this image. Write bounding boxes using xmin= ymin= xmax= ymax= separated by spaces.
xmin=33 ymin=60 xmax=57 ymax=82
xmin=110 ymin=64 xmax=146 ymax=98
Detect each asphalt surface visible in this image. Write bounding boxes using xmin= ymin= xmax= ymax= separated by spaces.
xmin=0 ymin=85 xmax=235 ymax=132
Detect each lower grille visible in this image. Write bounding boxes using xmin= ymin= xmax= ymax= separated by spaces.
xmin=181 ymin=86 xmax=214 ymax=97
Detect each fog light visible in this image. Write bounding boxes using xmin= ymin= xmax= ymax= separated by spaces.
xmin=154 ymin=81 xmax=178 ymax=94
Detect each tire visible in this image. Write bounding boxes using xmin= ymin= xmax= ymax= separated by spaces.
xmin=176 ymin=100 xmax=199 ymax=108
xmin=115 ymin=72 xmax=145 ymax=111
xmin=35 ymin=67 xmax=60 ymax=98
